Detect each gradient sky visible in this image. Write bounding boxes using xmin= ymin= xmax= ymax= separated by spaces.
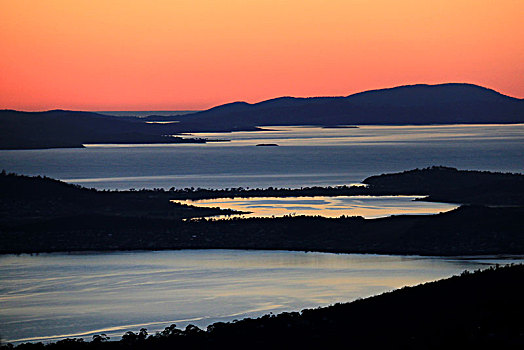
xmin=1 ymin=0 xmax=523 ymax=111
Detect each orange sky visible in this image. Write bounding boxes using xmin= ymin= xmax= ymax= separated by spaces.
xmin=1 ymin=0 xmax=523 ymax=111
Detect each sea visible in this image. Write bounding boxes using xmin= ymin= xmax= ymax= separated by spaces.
xmin=0 ymin=124 xmax=523 ymax=190
xmin=1 ymin=250 xmax=522 ymax=344
xmin=0 ymin=121 xmax=523 ymax=344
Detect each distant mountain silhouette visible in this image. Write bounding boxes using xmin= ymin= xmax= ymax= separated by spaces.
xmin=171 ymin=83 xmax=523 ymax=131
xmin=0 ymin=109 xmax=205 ymax=149
xmin=1 ymin=83 xmax=522 ymax=149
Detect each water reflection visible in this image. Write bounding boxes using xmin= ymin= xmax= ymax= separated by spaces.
xmin=174 ymin=195 xmax=458 ymax=219
xmin=1 ymin=250 xmax=521 ymax=344
xmin=2 ymin=125 xmax=522 ymax=190
xmin=189 ymin=124 xmax=524 ymax=147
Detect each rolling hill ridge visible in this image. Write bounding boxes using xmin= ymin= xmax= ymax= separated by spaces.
xmin=1 ymin=83 xmax=522 ymax=149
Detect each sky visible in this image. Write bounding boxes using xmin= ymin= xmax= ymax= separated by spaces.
xmin=1 ymin=0 xmax=523 ymax=111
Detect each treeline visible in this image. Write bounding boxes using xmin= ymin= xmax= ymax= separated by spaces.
xmin=2 ymin=205 xmax=523 ymax=255
xmin=2 ymin=167 xmax=524 ymax=255
xmin=124 ymin=166 xmax=524 ymax=205
xmin=0 ymin=171 xmax=230 ymax=226
xmin=145 ymin=184 xmax=371 ymax=199
xmin=363 ymin=166 xmax=524 ymax=205
xmin=3 ymin=166 xmax=524 ymax=205
xmin=3 ymin=264 xmax=523 ymax=349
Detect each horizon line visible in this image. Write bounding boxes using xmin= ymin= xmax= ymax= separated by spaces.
xmin=3 ymin=82 xmax=522 ymax=113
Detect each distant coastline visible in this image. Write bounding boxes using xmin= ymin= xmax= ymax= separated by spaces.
xmin=96 ymin=110 xmax=199 ymax=117
xmin=2 ymin=83 xmax=523 ymax=150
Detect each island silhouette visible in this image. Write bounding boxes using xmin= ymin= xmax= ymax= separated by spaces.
xmin=1 ymin=83 xmax=523 ymax=149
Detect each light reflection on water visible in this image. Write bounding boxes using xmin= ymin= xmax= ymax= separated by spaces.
xmin=174 ymin=196 xmax=458 ymax=219
xmin=0 ymin=124 xmax=522 ymax=190
xmin=0 ymin=250 xmax=521 ymax=344
xmin=190 ymin=124 xmax=524 ymax=146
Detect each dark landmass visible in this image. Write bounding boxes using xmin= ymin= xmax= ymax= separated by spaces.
xmin=255 ymin=143 xmax=279 ymax=146
xmin=2 ymin=206 xmax=522 ymax=255
xmin=162 ymin=166 xmax=524 ymax=206
xmin=0 ymin=171 xmax=234 ymax=227
xmin=169 ymin=83 xmax=524 ymax=132
xmin=2 ymin=83 xmax=523 ymax=149
xmin=0 ymin=110 xmax=208 ymax=150
xmin=362 ymin=166 xmax=524 ymax=205
xmin=4 ymin=264 xmax=523 ymax=349
xmin=1 ymin=167 xmax=523 ymax=255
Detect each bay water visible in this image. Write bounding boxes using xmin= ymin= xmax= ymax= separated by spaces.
xmin=1 ymin=124 xmax=523 ymax=344
xmin=0 ymin=124 xmax=522 ymax=190
xmin=1 ymin=250 xmax=520 ymax=344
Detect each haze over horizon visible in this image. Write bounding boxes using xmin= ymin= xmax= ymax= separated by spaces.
xmin=1 ymin=0 xmax=523 ymax=111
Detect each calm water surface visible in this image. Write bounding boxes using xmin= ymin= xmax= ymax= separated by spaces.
xmin=175 ymin=196 xmax=458 ymax=219
xmin=1 ymin=124 xmax=522 ymax=344
xmin=0 ymin=250 xmax=521 ymax=344
xmin=0 ymin=125 xmax=522 ymax=190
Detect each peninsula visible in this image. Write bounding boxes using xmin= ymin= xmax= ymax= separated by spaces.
xmin=1 ymin=166 xmax=523 ymax=255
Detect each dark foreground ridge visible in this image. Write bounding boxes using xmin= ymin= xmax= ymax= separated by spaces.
xmin=4 ymin=264 xmax=523 ymax=349
xmin=1 ymin=166 xmax=523 ymax=255
xmin=2 ymin=83 xmax=523 ymax=149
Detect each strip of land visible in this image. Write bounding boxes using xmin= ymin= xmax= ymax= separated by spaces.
xmin=1 ymin=167 xmax=523 ymax=255
xmin=162 ymin=166 xmax=524 ymax=206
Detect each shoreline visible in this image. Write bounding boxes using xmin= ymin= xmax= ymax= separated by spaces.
xmin=2 ymin=167 xmax=523 ymax=256
xmin=4 ymin=247 xmax=524 ymax=260
xmin=3 ymin=264 xmax=522 ymax=348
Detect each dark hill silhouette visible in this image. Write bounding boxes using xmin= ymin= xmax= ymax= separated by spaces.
xmin=363 ymin=166 xmax=524 ymax=205
xmin=0 ymin=109 xmax=205 ymax=149
xmin=171 ymin=83 xmax=523 ymax=131
xmin=0 ymin=171 xmax=231 ymax=226
xmin=2 ymin=83 xmax=523 ymax=149
xmin=1 ymin=167 xmax=523 ymax=255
